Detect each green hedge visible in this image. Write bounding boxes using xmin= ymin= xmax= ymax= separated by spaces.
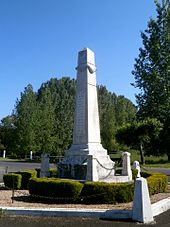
xmin=28 ymin=178 xmax=83 ymax=203
xmin=35 ymin=168 xmax=58 ymax=178
xmin=142 ymin=171 xmax=168 ymax=195
xmin=17 ymin=170 xmax=37 ymax=189
xmin=3 ymin=173 xmax=22 ymax=189
xmin=80 ymin=182 xmax=134 ymax=204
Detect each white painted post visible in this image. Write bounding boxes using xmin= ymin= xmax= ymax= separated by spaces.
xmin=40 ymin=153 xmax=50 ymax=178
xmin=86 ymin=155 xmax=98 ymax=181
xmin=30 ymin=151 xmax=33 ymax=160
xmin=3 ymin=150 xmax=6 ymax=158
xmin=132 ymin=177 xmax=154 ymax=223
xmin=133 ymin=161 xmax=141 ymax=178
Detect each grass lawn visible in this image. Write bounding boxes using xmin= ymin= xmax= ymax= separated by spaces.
xmin=110 ymin=151 xmax=170 ymax=168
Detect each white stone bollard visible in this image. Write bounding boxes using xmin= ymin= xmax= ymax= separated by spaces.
xmin=132 ymin=177 xmax=154 ymax=223
xmin=30 ymin=151 xmax=33 ymax=160
xmin=86 ymin=155 xmax=98 ymax=182
xmin=40 ymin=153 xmax=50 ymax=178
xmin=3 ymin=150 xmax=6 ymax=158
xmin=122 ymin=152 xmax=132 ymax=181
xmin=133 ymin=161 xmax=141 ymax=178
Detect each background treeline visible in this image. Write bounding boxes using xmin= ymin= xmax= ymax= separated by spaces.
xmin=0 ymin=77 xmax=136 ymax=158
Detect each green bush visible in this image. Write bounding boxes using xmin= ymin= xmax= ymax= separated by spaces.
xmin=35 ymin=168 xmax=57 ymax=178
xmin=49 ymin=168 xmax=58 ymax=177
xmin=3 ymin=173 xmax=22 ymax=189
xmin=28 ymin=171 xmax=167 ymax=204
xmin=80 ymin=182 xmax=134 ymax=204
xmin=28 ymin=178 xmax=83 ymax=203
xmin=141 ymin=171 xmax=168 ymax=195
xmin=17 ymin=170 xmax=37 ymax=189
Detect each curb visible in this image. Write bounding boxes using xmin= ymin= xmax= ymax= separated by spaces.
xmin=1 ymin=197 xmax=170 ymax=220
xmin=152 ymin=197 xmax=170 ymax=217
xmin=0 ymin=206 xmax=132 ymax=220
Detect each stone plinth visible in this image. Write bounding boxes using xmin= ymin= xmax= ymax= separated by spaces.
xmin=121 ymin=152 xmax=132 ymax=181
xmin=132 ymin=177 xmax=154 ymax=223
xmin=58 ymin=48 xmax=115 ymax=181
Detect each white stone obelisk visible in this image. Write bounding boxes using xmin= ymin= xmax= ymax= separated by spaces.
xmin=58 ymin=48 xmax=115 ymax=181
xmin=70 ymin=48 xmax=107 ymax=155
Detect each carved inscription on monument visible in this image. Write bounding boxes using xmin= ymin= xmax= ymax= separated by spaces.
xmin=75 ymin=92 xmax=86 ymax=143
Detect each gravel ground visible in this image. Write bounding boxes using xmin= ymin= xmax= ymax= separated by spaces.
xmin=0 ymin=186 xmax=170 ymax=209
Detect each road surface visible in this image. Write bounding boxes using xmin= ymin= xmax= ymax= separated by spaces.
xmin=0 ymin=160 xmax=56 ymax=182
xmin=0 ymin=211 xmax=170 ymax=227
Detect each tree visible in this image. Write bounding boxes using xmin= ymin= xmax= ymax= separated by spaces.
xmin=36 ymin=86 xmax=56 ymax=154
xmin=0 ymin=115 xmax=17 ymax=156
xmin=37 ymin=77 xmax=76 ymax=155
xmin=14 ymin=84 xmax=38 ymax=157
xmin=132 ymin=0 xmax=170 ymax=158
xmin=98 ymin=85 xmax=136 ymax=152
xmin=115 ymin=118 xmax=163 ymax=164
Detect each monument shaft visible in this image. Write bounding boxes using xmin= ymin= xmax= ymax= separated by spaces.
xmin=73 ymin=48 xmax=101 ymax=145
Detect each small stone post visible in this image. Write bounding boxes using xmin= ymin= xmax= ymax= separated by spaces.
xmin=30 ymin=151 xmax=33 ymax=160
xmin=86 ymin=155 xmax=98 ymax=182
xmin=132 ymin=177 xmax=154 ymax=223
xmin=40 ymin=153 xmax=50 ymax=178
xmin=133 ymin=161 xmax=141 ymax=178
xmin=122 ymin=152 xmax=132 ymax=181
xmin=3 ymin=150 xmax=6 ymax=158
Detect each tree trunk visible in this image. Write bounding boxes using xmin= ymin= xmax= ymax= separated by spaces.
xmin=139 ymin=143 xmax=145 ymax=165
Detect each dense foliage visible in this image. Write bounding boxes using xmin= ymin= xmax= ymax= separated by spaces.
xmin=0 ymin=77 xmax=136 ymax=157
xmin=132 ymin=0 xmax=170 ymax=159
xmin=29 ymin=178 xmax=83 ymax=203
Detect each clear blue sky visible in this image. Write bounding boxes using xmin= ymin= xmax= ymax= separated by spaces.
xmin=0 ymin=0 xmax=157 ymax=120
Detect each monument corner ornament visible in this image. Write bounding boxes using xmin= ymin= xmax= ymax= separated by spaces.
xmin=58 ymin=48 xmax=115 ymax=181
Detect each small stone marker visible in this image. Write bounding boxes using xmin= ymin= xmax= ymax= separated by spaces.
xmin=133 ymin=160 xmax=141 ymax=178
xmin=40 ymin=153 xmax=50 ymax=178
xmin=122 ymin=152 xmax=132 ymax=181
xmin=132 ymin=177 xmax=154 ymax=223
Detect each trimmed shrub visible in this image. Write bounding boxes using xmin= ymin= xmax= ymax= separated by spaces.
xmin=80 ymin=182 xmax=134 ymax=204
xmin=28 ymin=178 xmax=83 ymax=203
xmin=35 ymin=168 xmax=57 ymax=178
xmin=3 ymin=173 xmax=22 ymax=189
xmin=17 ymin=170 xmax=37 ymax=189
xmin=141 ymin=171 xmax=168 ymax=195
xmin=49 ymin=168 xmax=58 ymax=178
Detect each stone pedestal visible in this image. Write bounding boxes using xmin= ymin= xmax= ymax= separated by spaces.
xmin=58 ymin=48 xmax=115 ymax=181
xmin=132 ymin=177 xmax=154 ymax=223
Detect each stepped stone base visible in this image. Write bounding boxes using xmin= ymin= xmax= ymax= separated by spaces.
xmin=58 ymin=143 xmax=115 ymax=181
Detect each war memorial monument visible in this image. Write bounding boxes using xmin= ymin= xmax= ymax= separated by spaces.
xmin=58 ymin=48 xmax=132 ymax=182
